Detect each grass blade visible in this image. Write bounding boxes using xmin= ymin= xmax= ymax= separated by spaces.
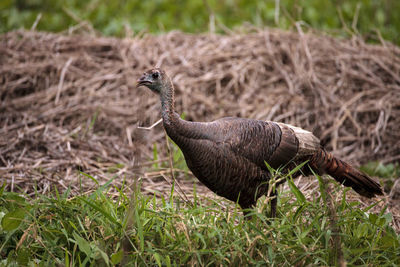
xmin=287 ymin=176 xmax=306 ymax=205
xmin=79 ymin=197 xmax=121 ymax=227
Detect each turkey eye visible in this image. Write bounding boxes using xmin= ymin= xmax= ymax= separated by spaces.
xmin=152 ymin=72 xmax=159 ymax=79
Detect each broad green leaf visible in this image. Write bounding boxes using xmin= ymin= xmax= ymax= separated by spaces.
xmin=72 ymin=232 xmax=92 ymax=257
xmin=111 ymin=250 xmax=124 ymax=265
xmin=1 ymin=208 xmax=26 ymax=231
xmin=369 ymin=213 xmax=378 ymax=224
xmin=3 ymin=193 xmax=26 ymax=205
xmin=96 ymin=247 xmax=110 ymax=266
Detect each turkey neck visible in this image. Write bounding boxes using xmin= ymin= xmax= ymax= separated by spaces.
xmin=160 ymin=78 xmax=185 ymax=140
xmin=159 ymin=78 xmax=177 ymax=125
xmin=159 ymin=79 xmax=206 ymax=142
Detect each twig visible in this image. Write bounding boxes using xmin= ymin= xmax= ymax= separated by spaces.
xmin=137 ymin=119 xmax=163 ymax=130
xmin=274 ymin=0 xmax=280 ymax=25
xmin=31 ymin=13 xmax=42 ymax=31
xmin=202 ymin=0 xmax=215 ymax=33
xmin=55 ymin=58 xmax=73 ymax=104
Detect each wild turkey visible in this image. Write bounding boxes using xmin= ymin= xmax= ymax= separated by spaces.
xmin=137 ymin=68 xmax=383 ymax=217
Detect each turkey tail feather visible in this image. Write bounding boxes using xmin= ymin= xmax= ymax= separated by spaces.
xmin=310 ymin=149 xmax=383 ymax=198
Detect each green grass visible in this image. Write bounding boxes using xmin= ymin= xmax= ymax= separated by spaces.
xmin=1 ymin=171 xmax=399 ymax=266
xmin=1 ymin=0 xmax=400 ymax=44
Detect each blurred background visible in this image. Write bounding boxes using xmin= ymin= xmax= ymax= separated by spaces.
xmin=1 ymin=0 xmax=399 ymax=43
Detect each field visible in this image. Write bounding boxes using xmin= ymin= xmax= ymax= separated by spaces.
xmin=1 ymin=28 xmax=400 ymax=265
xmin=1 ymin=3 xmax=400 ymax=265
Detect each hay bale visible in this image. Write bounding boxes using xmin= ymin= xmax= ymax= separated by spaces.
xmin=0 ymin=29 xmax=399 ymax=197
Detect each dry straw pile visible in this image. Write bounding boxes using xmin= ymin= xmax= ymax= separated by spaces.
xmin=0 ymin=29 xmax=399 ymax=205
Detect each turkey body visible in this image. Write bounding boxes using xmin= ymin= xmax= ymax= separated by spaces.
xmin=137 ymin=68 xmax=383 ymax=215
xmin=165 ymin=116 xmax=284 ymax=209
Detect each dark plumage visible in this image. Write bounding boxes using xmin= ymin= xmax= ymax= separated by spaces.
xmin=137 ymin=68 xmax=383 ymax=216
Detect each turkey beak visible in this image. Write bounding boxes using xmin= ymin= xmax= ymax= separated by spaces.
xmin=136 ymin=74 xmax=152 ymax=88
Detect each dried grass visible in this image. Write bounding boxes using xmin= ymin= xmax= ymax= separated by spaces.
xmin=1 ymin=29 xmax=399 ymax=230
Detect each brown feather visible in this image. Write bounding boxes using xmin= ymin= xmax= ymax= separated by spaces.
xmin=309 ymin=149 xmax=383 ymax=198
xmin=268 ymin=124 xmax=299 ymax=169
